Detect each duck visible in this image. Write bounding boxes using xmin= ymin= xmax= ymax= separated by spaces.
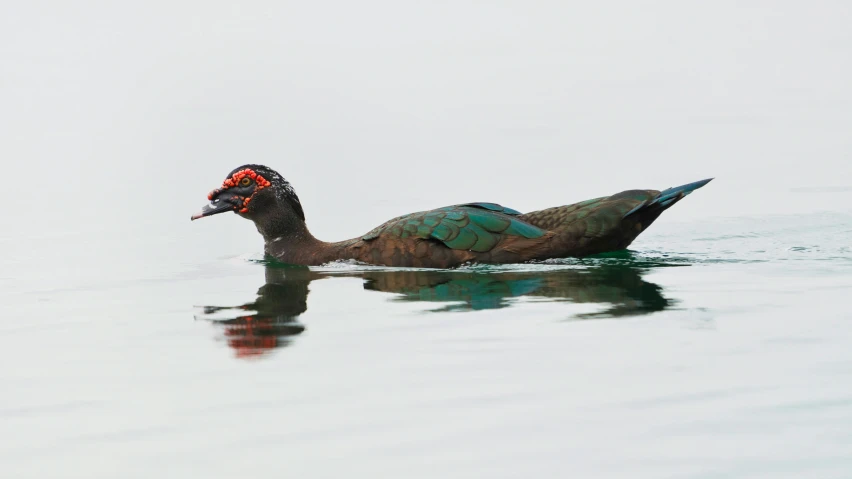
xmin=191 ymin=164 xmax=711 ymax=268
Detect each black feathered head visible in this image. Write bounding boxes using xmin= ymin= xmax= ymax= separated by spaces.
xmin=191 ymin=164 xmax=305 ymax=222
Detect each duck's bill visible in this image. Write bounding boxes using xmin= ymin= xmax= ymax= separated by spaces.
xmin=190 ymin=200 xmax=234 ymax=221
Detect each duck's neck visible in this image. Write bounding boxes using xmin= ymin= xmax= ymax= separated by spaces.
xmin=254 ymin=212 xmax=337 ymax=265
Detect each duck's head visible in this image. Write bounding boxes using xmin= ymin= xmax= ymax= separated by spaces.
xmin=191 ymin=165 xmax=306 ymax=237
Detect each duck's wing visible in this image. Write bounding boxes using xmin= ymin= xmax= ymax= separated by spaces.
xmin=362 ymin=203 xmax=546 ymax=253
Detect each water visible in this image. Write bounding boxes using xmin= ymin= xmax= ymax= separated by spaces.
xmin=3 ymin=209 xmax=851 ymax=478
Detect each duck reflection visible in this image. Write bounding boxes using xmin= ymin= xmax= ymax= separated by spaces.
xmin=196 ymin=261 xmax=674 ymax=359
xmin=360 ymin=267 xmax=672 ymax=315
xmin=194 ymin=266 xmax=311 ymax=359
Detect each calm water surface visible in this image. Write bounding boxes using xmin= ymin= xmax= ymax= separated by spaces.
xmin=2 ymin=211 xmax=851 ymax=478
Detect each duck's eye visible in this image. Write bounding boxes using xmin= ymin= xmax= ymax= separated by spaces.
xmin=240 ymin=177 xmax=252 ymax=187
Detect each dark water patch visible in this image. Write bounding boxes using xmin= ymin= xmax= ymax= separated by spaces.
xmin=692 ymin=233 xmax=764 ymax=242
xmin=790 ymin=186 xmax=852 ymax=193
xmin=768 ymin=397 xmax=852 ymax=412
xmin=0 ymin=400 xmax=102 ymax=418
xmin=620 ymin=386 xmax=773 ymax=410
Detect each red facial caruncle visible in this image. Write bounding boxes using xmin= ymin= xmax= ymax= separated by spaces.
xmin=206 ymin=168 xmax=273 ymax=214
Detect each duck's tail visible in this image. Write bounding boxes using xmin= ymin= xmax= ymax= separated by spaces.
xmin=623 ymin=178 xmax=713 ymax=218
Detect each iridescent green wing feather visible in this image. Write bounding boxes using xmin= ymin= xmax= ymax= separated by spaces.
xmin=362 ymin=203 xmax=546 ymax=253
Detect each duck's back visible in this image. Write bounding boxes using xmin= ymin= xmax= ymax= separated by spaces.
xmin=349 ymin=203 xmax=552 ymax=268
